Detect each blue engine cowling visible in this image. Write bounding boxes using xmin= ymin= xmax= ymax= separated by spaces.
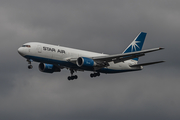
xmin=39 ymin=63 xmax=61 ymax=73
xmin=76 ymin=57 xmax=96 ymax=67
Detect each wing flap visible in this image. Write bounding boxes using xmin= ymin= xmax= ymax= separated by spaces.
xmin=130 ymin=61 xmax=165 ymax=67
xmin=113 ymin=53 xmax=145 ymax=63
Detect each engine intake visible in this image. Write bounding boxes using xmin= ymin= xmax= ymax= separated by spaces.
xmin=77 ymin=57 xmax=96 ymax=67
xmin=39 ymin=63 xmax=61 ymax=73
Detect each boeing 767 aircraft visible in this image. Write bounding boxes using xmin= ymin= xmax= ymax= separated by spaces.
xmin=18 ymin=32 xmax=164 ymax=80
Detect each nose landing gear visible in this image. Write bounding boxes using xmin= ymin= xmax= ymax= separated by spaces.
xmin=27 ymin=59 xmax=33 ymax=69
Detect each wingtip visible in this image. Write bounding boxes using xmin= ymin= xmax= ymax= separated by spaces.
xmin=159 ymin=47 xmax=164 ymax=50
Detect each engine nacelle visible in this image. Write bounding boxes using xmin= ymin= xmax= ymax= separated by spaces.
xmin=76 ymin=57 xmax=96 ymax=67
xmin=39 ymin=63 xmax=61 ymax=73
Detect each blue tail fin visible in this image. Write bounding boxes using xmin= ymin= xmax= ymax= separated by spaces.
xmin=123 ymin=32 xmax=147 ymax=61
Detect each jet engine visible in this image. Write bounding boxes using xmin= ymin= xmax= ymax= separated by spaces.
xmin=39 ymin=63 xmax=61 ymax=73
xmin=76 ymin=57 xmax=97 ymax=67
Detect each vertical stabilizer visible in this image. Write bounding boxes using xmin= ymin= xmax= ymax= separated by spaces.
xmin=123 ymin=32 xmax=147 ymax=61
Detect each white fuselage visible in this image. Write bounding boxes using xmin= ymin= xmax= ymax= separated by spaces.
xmin=18 ymin=42 xmax=142 ymax=74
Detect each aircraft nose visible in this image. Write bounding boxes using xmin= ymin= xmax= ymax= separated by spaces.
xmin=18 ymin=47 xmax=24 ymax=56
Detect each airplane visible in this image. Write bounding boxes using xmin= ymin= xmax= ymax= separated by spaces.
xmin=18 ymin=32 xmax=164 ymax=80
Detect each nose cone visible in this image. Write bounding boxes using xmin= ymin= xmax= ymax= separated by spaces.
xmin=18 ymin=47 xmax=24 ymax=56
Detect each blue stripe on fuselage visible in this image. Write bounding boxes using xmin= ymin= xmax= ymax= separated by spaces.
xmin=24 ymin=55 xmax=77 ymax=68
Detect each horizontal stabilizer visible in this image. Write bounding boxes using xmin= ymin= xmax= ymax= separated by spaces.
xmin=130 ymin=61 xmax=165 ymax=67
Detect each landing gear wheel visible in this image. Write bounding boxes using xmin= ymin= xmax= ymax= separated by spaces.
xmin=90 ymin=73 xmax=94 ymax=78
xmin=67 ymin=69 xmax=78 ymax=80
xmin=68 ymin=75 xmax=78 ymax=81
xmin=68 ymin=76 xmax=74 ymax=80
xmin=74 ymin=75 xmax=78 ymax=79
xmin=97 ymin=72 xmax=100 ymax=76
xmin=68 ymin=76 xmax=71 ymax=80
xmin=90 ymin=72 xmax=100 ymax=78
xmin=28 ymin=65 xmax=33 ymax=69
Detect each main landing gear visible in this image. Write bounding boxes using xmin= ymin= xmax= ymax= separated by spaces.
xmin=27 ymin=59 xmax=33 ymax=69
xmin=68 ymin=69 xmax=78 ymax=81
xmin=90 ymin=72 xmax=100 ymax=78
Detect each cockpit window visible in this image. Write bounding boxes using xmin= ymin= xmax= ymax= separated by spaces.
xmin=22 ymin=45 xmax=31 ymax=48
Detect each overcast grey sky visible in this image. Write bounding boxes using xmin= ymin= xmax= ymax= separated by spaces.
xmin=0 ymin=0 xmax=179 ymax=120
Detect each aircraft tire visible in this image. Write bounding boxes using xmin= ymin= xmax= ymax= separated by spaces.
xmin=68 ymin=75 xmax=78 ymax=80
xmin=28 ymin=65 xmax=33 ymax=69
xmin=74 ymin=75 xmax=78 ymax=79
xmin=68 ymin=76 xmax=72 ymax=80
xmin=97 ymin=73 xmax=100 ymax=76
xmin=90 ymin=73 xmax=94 ymax=78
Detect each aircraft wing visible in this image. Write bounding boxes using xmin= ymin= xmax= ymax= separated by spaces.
xmin=92 ymin=47 xmax=164 ymax=63
xmin=67 ymin=47 xmax=164 ymax=67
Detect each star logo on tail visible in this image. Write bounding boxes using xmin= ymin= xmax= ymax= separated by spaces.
xmin=131 ymin=40 xmax=141 ymax=51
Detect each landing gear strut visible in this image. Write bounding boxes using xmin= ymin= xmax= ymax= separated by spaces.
xmin=90 ymin=72 xmax=100 ymax=78
xmin=27 ymin=59 xmax=33 ymax=69
xmin=68 ymin=69 xmax=78 ymax=80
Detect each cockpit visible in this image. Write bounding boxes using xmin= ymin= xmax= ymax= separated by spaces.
xmin=22 ymin=45 xmax=31 ymax=48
